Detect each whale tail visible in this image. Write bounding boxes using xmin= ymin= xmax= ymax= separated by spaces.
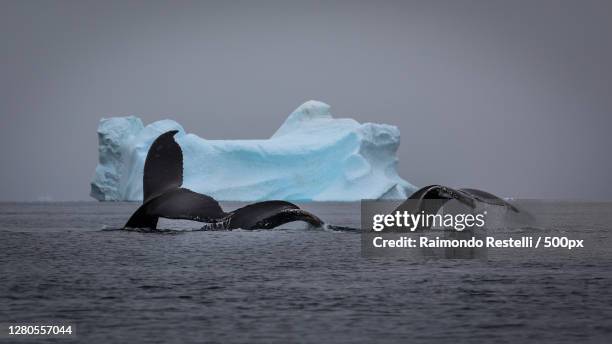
xmin=228 ymin=201 xmax=323 ymax=229
xmin=124 ymin=131 xmax=227 ymax=229
xmin=393 ymin=184 xmax=520 ymax=230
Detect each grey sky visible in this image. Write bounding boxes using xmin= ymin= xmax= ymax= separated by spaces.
xmin=1 ymin=0 xmax=611 ymax=201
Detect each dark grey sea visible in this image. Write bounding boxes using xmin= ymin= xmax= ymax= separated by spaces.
xmin=1 ymin=201 xmax=611 ymax=343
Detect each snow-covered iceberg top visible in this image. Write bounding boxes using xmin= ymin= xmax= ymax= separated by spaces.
xmin=90 ymin=101 xmax=416 ymax=201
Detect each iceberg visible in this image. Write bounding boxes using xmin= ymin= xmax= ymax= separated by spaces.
xmin=90 ymin=101 xmax=416 ymax=201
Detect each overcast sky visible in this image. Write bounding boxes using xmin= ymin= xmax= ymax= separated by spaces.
xmin=1 ymin=0 xmax=611 ymax=201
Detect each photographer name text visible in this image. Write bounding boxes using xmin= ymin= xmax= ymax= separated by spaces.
xmin=372 ymin=236 xmax=584 ymax=250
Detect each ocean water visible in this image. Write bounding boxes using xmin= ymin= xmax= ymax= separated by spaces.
xmin=1 ymin=201 xmax=611 ymax=343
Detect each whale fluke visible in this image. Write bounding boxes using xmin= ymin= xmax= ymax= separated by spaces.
xmin=393 ymin=184 xmax=519 ymax=230
xmin=228 ymin=201 xmax=323 ymax=229
xmin=126 ymin=131 xmax=225 ymax=228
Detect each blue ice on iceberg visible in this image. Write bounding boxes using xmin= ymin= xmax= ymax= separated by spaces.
xmin=90 ymin=101 xmax=416 ymax=201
